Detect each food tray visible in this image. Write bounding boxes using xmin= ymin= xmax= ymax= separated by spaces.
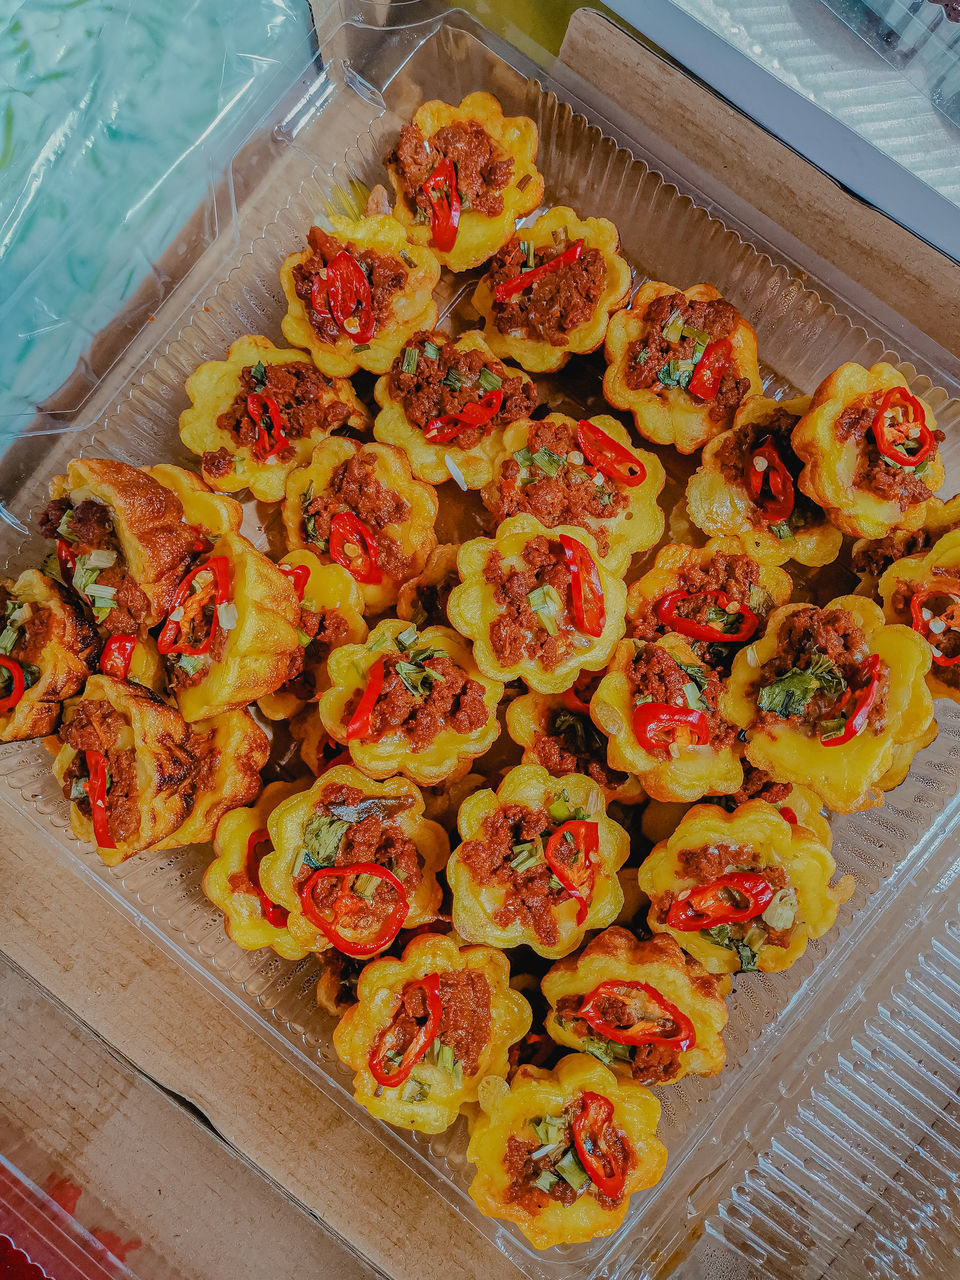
xmin=4 ymin=5 xmax=960 ymax=1277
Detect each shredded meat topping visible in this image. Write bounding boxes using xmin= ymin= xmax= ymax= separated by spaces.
xmin=212 ymin=361 xmax=353 ymax=464
xmin=387 ymin=120 xmax=513 ymax=219
xmin=483 ymin=536 xmax=579 ymax=672
xmin=713 ymin=408 xmax=825 ymax=533
xmin=836 ymin=393 xmax=943 ymax=512
xmin=625 ymin=643 xmax=736 ymax=753
xmin=485 ymin=238 xmax=607 ymax=346
xmin=301 ymin=451 xmax=411 ymax=582
xmin=292 ymin=226 xmax=405 ymax=345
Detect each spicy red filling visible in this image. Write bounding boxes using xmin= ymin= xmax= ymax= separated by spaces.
xmin=387 ymin=332 xmax=537 ymax=449
xmin=892 ymin=573 xmax=960 ymax=688
xmin=344 ymin=649 xmax=488 ymax=752
xmin=625 ymin=644 xmax=735 ymax=753
xmin=554 ymin=991 xmax=684 ymax=1086
xmin=624 ymin=291 xmax=750 ymax=425
xmin=207 ymin=361 xmax=354 ymax=471
xmin=851 ymin=527 xmax=943 ymax=580
xmin=300 ymin=451 xmax=410 ymax=582
xmin=494 ymin=418 xmax=626 ymax=558
xmin=503 ymin=1106 xmax=630 ymax=1213
xmin=281 ymin=607 xmax=351 ymax=699
xmin=533 ymin=705 xmax=628 ymax=793
xmin=836 ymin=393 xmax=943 ymax=511
xmin=292 ymin=226 xmax=405 ymax=345
xmin=388 ymin=120 xmax=514 ymax=220
xmin=484 ymin=536 xmax=579 ymax=671
xmin=39 ymin=498 xmax=151 ymax=635
xmin=486 ymin=238 xmax=607 ymax=346
xmin=713 ymin=409 xmax=824 ymax=533
xmin=654 ymin=842 xmax=793 ymax=950
xmin=382 ymin=969 xmax=492 ymax=1079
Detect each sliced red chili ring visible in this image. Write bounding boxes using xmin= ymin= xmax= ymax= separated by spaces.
xmin=156 ymin=556 xmax=230 ymax=657
xmin=559 ymin=533 xmax=605 ymax=638
xmin=246 ymin=393 xmax=289 ymax=462
xmin=57 ymin=539 xmax=77 ymax=589
xmin=85 ymin=749 xmax=116 ymax=850
xmin=99 ymin=634 xmax=136 ymax=681
xmin=746 ymin=437 xmax=795 ymax=523
xmin=423 ymin=388 xmax=503 ymax=444
xmin=871 ymin=387 xmax=935 ymax=469
xmin=820 ymin=654 xmax=882 ymax=746
xmin=575 ymin=419 xmax=646 ymax=487
xmin=0 ymin=656 xmax=26 ymax=714
xmin=543 ymin=819 xmax=598 ymax=926
xmin=299 ymin=861 xmax=408 ymax=957
xmin=666 ymin=870 xmax=773 ymax=931
xmin=278 ymin=562 xmax=311 ymax=601
xmin=687 ymin=338 xmax=732 ymax=400
xmin=571 ymin=1091 xmax=627 ymax=1199
xmin=328 ymin=512 xmax=383 ymax=585
xmin=368 ymin=972 xmax=442 ymax=1087
xmin=245 ymin=828 xmax=289 ymax=929
xmin=578 ymin=980 xmax=696 ymax=1051
xmin=493 ymin=240 xmax=584 ymax=301
xmin=327 ymin=249 xmax=375 ymax=344
xmin=422 ymin=157 xmax=461 ymax=253
xmin=632 ymin=702 xmax=709 ymax=753
xmin=909 ymin=588 xmax=960 ymax=666
xmin=655 ymin=588 xmax=758 ymax=643
xmin=345 ymin=657 xmax=385 ymax=741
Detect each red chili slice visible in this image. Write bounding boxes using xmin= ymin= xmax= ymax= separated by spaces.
xmin=424 ymin=388 xmax=503 ymax=444
xmin=299 ymin=861 xmax=408 ymax=957
xmin=746 ymin=437 xmax=795 ymax=522
xmin=327 ymin=250 xmax=375 ymax=344
xmin=278 ymin=562 xmax=310 ymax=601
xmin=57 ymin=538 xmax=78 ymax=587
xmin=666 ymin=871 xmax=774 ymax=931
xmin=779 ymin=806 xmax=798 ymax=825
xmin=368 ymin=973 xmax=442 ymax=1087
xmin=909 ymin=588 xmax=960 ymax=666
xmin=687 ymin=338 xmax=732 ymax=400
xmin=655 ymin=588 xmax=758 ymax=643
xmin=571 ymin=1092 xmax=627 ymax=1199
xmin=422 ymin=157 xmax=461 ymax=253
xmin=575 ymin=419 xmax=646 ymax=487
xmin=157 ymin=556 xmax=230 ymax=657
xmin=328 ymin=512 xmax=383 ymax=584
xmin=493 ymin=240 xmax=584 ymax=301
xmin=871 ymin=387 xmax=935 ymax=469
xmin=543 ymin=820 xmax=598 ymax=926
xmin=820 ymin=654 xmax=882 ymax=746
xmin=345 ymin=657 xmax=385 ymax=741
xmin=245 ymin=828 xmax=289 ymax=929
xmin=559 ymin=533 xmax=605 ymax=638
xmin=579 ymin=980 xmax=696 ymax=1051
xmin=245 ymin=393 xmax=289 ymax=462
xmin=85 ymin=749 xmax=116 ymax=850
xmin=99 ymin=634 xmax=136 ymax=681
xmin=0 ymin=656 xmax=26 ymax=714
xmin=632 ymin=702 xmax=709 ymax=752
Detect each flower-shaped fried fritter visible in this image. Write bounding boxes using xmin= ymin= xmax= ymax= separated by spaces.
xmin=878 ymin=528 xmax=960 ymax=706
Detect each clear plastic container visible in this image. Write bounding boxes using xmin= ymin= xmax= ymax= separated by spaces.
xmin=3 ymin=4 xmax=960 ymax=1278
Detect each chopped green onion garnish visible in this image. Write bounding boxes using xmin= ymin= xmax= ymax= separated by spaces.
xmin=422 ymin=340 xmax=441 ymax=360
xmin=399 ymin=249 xmax=416 ymax=268
xmin=548 ymin=790 xmax=572 ymax=823
xmin=352 ymin=343 xmax=370 ymax=353
xmin=178 ymin=654 xmax=203 ymax=676
xmin=531 ymin=446 xmax=564 ymax=477
xmin=662 ymin=310 xmax=685 ymax=343
xmin=513 ymin=446 xmax=535 ymax=469
xmin=395 ymin=625 xmax=418 ymax=650
xmin=534 ymin=1170 xmax=559 ymax=1193
xmin=401 ymin=347 xmax=418 ymax=374
xmin=442 ymin=368 xmax=463 ymax=392
xmin=478 ymin=367 xmax=502 ymax=392
xmin=527 ymin=584 xmax=562 ymax=636
xmin=0 ymin=626 xmax=17 ymax=656
xmin=555 ymin=1148 xmax=590 ymax=1192
xmin=352 ymin=873 xmax=381 ymax=901
xmin=250 ymin=360 xmax=268 ymax=390
xmin=400 ymin=1077 xmax=430 ymax=1103
xmin=770 ymin=521 xmax=792 ymax=540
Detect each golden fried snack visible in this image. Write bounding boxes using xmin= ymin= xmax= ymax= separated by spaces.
xmin=373 ymin=329 xmax=537 ymax=489
xmin=446 ymin=764 xmax=630 ymax=960
xmin=53 ymin=674 xmax=195 ymax=864
xmin=333 ymin=932 xmax=531 ymax=1133
xmin=151 ymin=708 xmax=268 ymax=849
xmin=604 ymin=282 xmax=762 ymax=453
xmin=878 ymin=528 xmax=960 ymax=706
xmin=257 ymin=550 xmax=367 ymax=722
xmin=791 ymin=362 xmax=944 ymax=539
xmin=282 ymin=438 xmax=438 ymax=615
xmin=144 ymin=464 xmax=243 ymax=539
xmin=686 ymin=395 xmax=843 ymax=567
xmin=505 ymin=685 xmax=645 ymax=806
xmin=638 ymin=800 xmax=853 ymax=974
xmin=0 ymin=569 xmax=97 ymax=741
xmin=40 ymin=458 xmax=199 ymax=631
xmin=481 ymin=413 xmax=665 ymax=575
xmin=721 ymin=596 xmax=935 ymax=812
xmin=178 ymin=335 xmax=371 ymax=502
xmin=280 ymin=216 xmax=440 ymax=377
xmin=591 ymin=634 xmax=743 ymax=803
xmin=624 ymin=537 xmax=792 ymax=668
xmin=542 ymin=927 xmax=728 ymax=1085
xmin=158 ymin=531 xmax=300 ymax=723
xmin=448 ymin=514 xmax=627 ymax=694
xmin=259 ymin=765 xmax=447 ymax=956
xmin=384 ymin=91 xmax=543 ymax=273
xmin=851 ymin=492 xmax=960 ymax=593
xmin=202 ymin=780 xmax=311 ymax=961
xmin=317 ymin=618 xmax=502 ymax=786
xmin=471 ymin=207 xmax=631 ymax=373
xmin=466 ymin=1052 xmax=666 ymax=1249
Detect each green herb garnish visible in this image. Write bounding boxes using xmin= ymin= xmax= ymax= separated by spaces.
xmin=399 ymin=249 xmax=416 ymax=268
xmin=531 ymin=446 xmax=564 ymax=478
xmin=401 ymin=347 xmax=418 ymax=374
xmin=177 ymin=654 xmax=203 ymax=676
xmin=297 ymin=814 xmax=350 ymax=872
xmin=352 ymin=343 xmax=370 ymax=353
xmin=662 ymin=309 xmax=685 ymax=343
xmin=735 ymin=940 xmax=759 ymax=971
xmin=633 ymin=345 xmax=649 ymax=366
xmin=555 ymin=1148 xmax=590 ymax=1192
xmin=478 ymin=367 xmax=502 ymax=392
xmin=422 ymin=340 xmax=441 ymax=360
xmin=527 ymin=584 xmax=562 ymax=636
xmin=770 ymin=521 xmax=792 ymax=540
xmin=756 ymin=650 xmax=846 ymax=719
xmin=442 ymin=368 xmax=464 ymax=392
xmin=250 ymin=360 xmax=268 ymax=390
xmin=395 ymin=660 xmax=441 ymax=696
